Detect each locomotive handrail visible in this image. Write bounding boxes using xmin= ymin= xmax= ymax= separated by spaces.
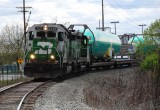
xmin=54 ymin=47 xmax=62 ymax=67
xmin=25 ymin=51 xmax=29 ymax=58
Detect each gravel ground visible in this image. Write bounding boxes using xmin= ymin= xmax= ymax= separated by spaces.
xmin=34 ymin=67 xmax=137 ymax=110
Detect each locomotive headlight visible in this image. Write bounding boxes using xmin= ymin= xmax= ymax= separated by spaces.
xmin=50 ymin=55 xmax=55 ymax=60
xmin=30 ymin=54 xmax=35 ymax=60
xmin=43 ymin=25 xmax=48 ymax=31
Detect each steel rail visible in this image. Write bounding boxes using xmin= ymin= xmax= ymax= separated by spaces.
xmin=17 ymin=81 xmax=53 ymax=110
xmin=17 ymin=82 xmax=44 ymax=110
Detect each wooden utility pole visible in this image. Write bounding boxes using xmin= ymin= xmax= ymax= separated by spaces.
xmin=102 ymin=0 xmax=104 ymax=31
xmin=96 ymin=0 xmax=109 ymax=31
xmin=23 ymin=0 xmax=26 ymax=45
xmin=111 ymin=21 xmax=119 ymax=35
xmin=139 ymin=24 xmax=146 ymax=34
xmin=16 ymin=0 xmax=31 ymax=74
xmin=16 ymin=0 xmax=32 ymax=46
xmin=99 ymin=19 xmax=101 ymax=28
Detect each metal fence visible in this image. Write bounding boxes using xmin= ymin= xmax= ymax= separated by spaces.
xmin=0 ymin=65 xmax=18 ymax=74
xmin=0 ymin=65 xmax=24 ymax=81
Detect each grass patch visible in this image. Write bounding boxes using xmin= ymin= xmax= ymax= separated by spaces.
xmin=0 ymin=76 xmax=31 ymax=88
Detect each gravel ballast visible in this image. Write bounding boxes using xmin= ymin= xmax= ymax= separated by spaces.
xmin=35 ymin=78 xmax=94 ymax=110
xmin=34 ymin=67 xmax=139 ymax=110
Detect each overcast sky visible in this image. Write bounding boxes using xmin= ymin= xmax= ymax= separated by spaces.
xmin=0 ymin=0 xmax=160 ymax=35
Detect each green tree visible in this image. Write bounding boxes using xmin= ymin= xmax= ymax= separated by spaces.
xmin=0 ymin=24 xmax=24 ymax=65
xmin=143 ymin=19 xmax=160 ymax=54
xmin=136 ymin=19 xmax=160 ymax=70
xmin=137 ymin=19 xmax=160 ymax=110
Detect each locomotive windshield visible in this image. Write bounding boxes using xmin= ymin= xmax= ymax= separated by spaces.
xmin=47 ymin=31 xmax=56 ymax=37
xmin=37 ymin=31 xmax=45 ymax=37
xmin=29 ymin=31 xmax=34 ymax=40
xmin=58 ymin=32 xmax=64 ymax=41
xmin=35 ymin=26 xmax=57 ymax=38
xmin=36 ymin=31 xmax=56 ymax=38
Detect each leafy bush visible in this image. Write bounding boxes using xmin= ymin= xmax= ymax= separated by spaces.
xmin=141 ymin=53 xmax=158 ymax=70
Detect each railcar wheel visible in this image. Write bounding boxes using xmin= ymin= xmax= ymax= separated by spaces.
xmin=62 ymin=65 xmax=72 ymax=75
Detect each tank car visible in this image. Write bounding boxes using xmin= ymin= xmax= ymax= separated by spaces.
xmin=68 ymin=24 xmax=121 ymax=62
xmin=24 ymin=23 xmax=89 ymax=78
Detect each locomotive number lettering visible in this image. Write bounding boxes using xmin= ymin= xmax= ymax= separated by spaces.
xmin=48 ymin=27 xmax=57 ymax=31
xmin=35 ymin=42 xmax=53 ymax=54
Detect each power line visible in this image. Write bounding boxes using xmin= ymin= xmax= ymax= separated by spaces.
xmin=110 ymin=4 xmax=160 ymax=7
xmin=106 ymin=8 xmax=140 ymax=30
xmin=111 ymin=0 xmax=141 ymax=24
xmin=106 ymin=0 xmax=142 ymax=31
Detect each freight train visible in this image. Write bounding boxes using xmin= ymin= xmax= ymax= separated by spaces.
xmin=24 ymin=23 xmax=133 ymax=78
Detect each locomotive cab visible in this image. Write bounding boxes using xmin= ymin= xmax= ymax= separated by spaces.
xmin=26 ymin=24 xmax=59 ymax=63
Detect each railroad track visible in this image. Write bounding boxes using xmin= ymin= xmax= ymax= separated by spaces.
xmin=0 ymin=80 xmax=55 ymax=110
